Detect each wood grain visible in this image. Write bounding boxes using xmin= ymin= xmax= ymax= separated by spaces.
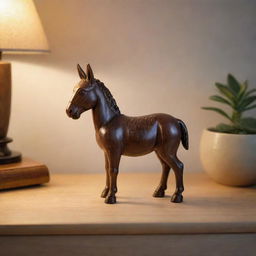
xmin=0 ymin=158 xmax=49 ymax=190
xmin=0 ymin=172 xmax=255 ymax=235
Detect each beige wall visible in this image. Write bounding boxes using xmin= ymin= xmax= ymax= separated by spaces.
xmin=5 ymin=0 xmax=256 ymax=173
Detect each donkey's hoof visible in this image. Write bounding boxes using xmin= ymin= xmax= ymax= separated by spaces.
xmin=171 ymin=194 xmax=183 ymax=203
xmin=101 ymin=188 xmax=109 ymax=198
xmin=153 ymin=188 xmax=165 ymax=197
xmin=105 ymin=195 xmax=116 ymax=204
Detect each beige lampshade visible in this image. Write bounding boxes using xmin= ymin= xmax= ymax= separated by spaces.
xmin=0 ymin=0 xmax=49 ymax=54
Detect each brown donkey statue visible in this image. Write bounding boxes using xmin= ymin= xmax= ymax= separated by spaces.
xmin=66 ymin=64 xmax=189 ymax=204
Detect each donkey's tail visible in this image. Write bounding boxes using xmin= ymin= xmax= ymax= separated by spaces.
xmin=177 ymin=119 xmax=189 ymax=150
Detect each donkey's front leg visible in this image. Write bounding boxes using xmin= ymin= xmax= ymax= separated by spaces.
xmin=105 ymin=152 xmax=121 ymax=204
xmin=101 ymin=153 xmax=110 ymax=198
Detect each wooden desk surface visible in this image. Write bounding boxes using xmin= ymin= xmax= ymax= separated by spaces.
xmin=0 ymin=172 xmax=255 ymax=235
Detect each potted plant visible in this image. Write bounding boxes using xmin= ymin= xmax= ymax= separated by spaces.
xmin=200 ymin=74 xmax=256 ymax=186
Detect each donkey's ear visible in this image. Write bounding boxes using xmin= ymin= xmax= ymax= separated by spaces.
xmin=77 ymin=64 xmax=87 ymax=79
xmin=87 ymin=64 xmax=95 ymax=82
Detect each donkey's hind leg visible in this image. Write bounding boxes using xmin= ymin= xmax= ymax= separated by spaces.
xmin=169 ymin=156 xmax=184 ymax=203
xmin=153 ymin=152 xmax=170 ymax=198
xmin=157 ymin=151 xmax=184 ymax=203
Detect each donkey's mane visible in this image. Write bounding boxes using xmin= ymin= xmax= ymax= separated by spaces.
xmin=96 ymin=79 xmax=121 ymax=114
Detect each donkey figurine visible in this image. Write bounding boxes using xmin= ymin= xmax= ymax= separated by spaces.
xmin=66 ymin=64 xmax=189 ymax=204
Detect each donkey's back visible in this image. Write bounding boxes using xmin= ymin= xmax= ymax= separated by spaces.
xmin=97 ymin=113 xmax=184 ymax=156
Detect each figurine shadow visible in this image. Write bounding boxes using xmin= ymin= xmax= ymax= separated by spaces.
xmin=117 ymin=201 xmax=155 ymax=206
xmin=114 ymin=195 xmax=171 ymax=206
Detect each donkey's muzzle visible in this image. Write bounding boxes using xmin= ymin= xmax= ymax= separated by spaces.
xmin=66 ymin=107 xmax=80 ymax=119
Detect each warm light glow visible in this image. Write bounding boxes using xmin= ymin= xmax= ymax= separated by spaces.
xmin=0 ymin=0 xmax=49 ymax=53
xmin=0 ymin=1 xmax=12 ymax=12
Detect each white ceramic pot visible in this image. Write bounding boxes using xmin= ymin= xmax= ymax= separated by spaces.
xmin=200 ymin=129 xmax=256 ymax=186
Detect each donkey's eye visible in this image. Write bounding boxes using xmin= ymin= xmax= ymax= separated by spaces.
xmin=78 ymin=89 xmax=85 ymax=95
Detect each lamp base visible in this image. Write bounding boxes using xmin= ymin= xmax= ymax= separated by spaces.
xmin=0 ymin=158 xmax=49 ymax=190
xmin=0 ymin=137 xmax=22 ymax=164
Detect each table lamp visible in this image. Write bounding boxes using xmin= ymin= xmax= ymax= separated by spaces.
xmin=0 ymin=0 xmax=50 ymax=189
xmin=0 ymin=0 xmax=49 ymax=164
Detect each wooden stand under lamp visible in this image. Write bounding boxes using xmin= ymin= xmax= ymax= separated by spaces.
xmin=0 ymin=0 xmax=50 ymax=189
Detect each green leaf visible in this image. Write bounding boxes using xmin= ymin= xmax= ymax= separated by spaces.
xmin=202 ymin=107 xmax=232 ymax=121
xmin=227 ymin=74 xmax=241 ymax=94
xmin=215 ymin=123 xmax=236 ymax=133
xmin=244 ymin=104 xmax=256 ymax=111
xmin=215 ymin=83 xmax=235 ymax=102
xmin=240 ymin=117 xmax=256 ymax=132
xmin=238 ymin=96 xmax=256 ymax=110
xmin=237 ymin=81 xmax=248 ymax=103
xmin=209 ymin=95 xmax=232 ymax=106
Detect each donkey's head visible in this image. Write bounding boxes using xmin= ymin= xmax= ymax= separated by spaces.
xmin=66 ymin=64 xmax=97 ymax=119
